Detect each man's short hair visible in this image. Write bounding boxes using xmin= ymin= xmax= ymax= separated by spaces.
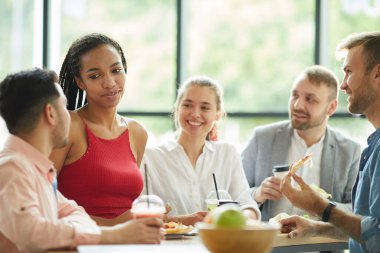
xmin=336 ymin=31 xmax=380 ymax=74
xmin=0 ymin=68 xmax=60 ymax=134
xmin=300 ymin=65 xmax=339 ymax=101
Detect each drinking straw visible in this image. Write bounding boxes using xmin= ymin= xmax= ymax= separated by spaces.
xmin=144 ymin=164 xmax=150 ymax=208
xmin=212 ymin=173 xmax=220 ymax=201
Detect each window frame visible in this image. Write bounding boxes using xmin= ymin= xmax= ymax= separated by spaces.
xmin=41 ymin=0 xmax=356 ymax=122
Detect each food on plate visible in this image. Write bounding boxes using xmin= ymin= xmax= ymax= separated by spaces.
xmin=268 ymin=212 xmax=290 ymax=224
xmin=163 ymin=221 xmax=194 ymax=234
xmin=204 ymin=204 xmax=247 ymax=228
xmin=289 ymin=154 xmax=312 ymax=174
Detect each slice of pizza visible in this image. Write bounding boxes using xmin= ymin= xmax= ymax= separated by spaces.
xmin=163 ymin=221 xmax=180 ymax=234
xmin=163 ymin=221 xmax=193 ymax=234
xmin=289 ymin=154 xmax=312 ymax=175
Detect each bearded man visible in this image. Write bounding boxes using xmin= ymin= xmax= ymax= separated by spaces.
xmin=242 ymin=65 xmax=360 ymax=221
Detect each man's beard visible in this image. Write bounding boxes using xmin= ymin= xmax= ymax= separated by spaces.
xmin=52 ymin=115 xmax=69 ymax=149
xmin=290 ymin=110 xmax=326 ymax=131
xmin=348 ymin=88 xmax=377 ymax=115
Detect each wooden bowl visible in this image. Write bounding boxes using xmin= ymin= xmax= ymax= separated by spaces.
xmin=197 ymin=222 xmax=279 ymax=253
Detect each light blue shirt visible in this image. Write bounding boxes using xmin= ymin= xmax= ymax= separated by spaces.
xmin=350 ymin=128 xmax=380 ymax=253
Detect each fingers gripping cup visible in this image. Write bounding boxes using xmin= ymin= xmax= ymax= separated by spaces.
xmin=272 ymin=165 xmax=289 ymax=180
xmin=131 ymin=195 xmax=166 ymax=219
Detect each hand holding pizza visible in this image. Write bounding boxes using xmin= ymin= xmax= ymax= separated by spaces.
xmin=289 ymin=154 xmax=312 ymax=175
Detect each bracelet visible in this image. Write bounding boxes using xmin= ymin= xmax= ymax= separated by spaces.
xmin=322 ymin=201 xmax=336 ymax=222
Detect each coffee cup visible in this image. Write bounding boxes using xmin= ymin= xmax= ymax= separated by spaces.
xmin=272 ymin=164 xmax=289 ymax=180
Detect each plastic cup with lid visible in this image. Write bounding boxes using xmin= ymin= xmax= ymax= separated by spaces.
xmin=131 ymin=194 xmax=166 ymax=219
xmin=205 ymin=190 xmax=234 ymax=211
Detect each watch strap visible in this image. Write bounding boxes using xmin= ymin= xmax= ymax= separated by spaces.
xmin=322 ymin=201 xmax=336 ymax=222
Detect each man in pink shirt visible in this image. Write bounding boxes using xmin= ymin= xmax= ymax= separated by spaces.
xmin=0 ymin=69 xmax=162 ymax=253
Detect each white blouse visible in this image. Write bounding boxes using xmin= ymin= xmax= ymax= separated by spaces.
xmin=141 ymin=140 xmax=260 ymax=218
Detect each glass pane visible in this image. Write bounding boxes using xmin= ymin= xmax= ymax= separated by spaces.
xmin=131 ymin=116 xmax=174 ymax=147
xmin=187 ymin=0 xmax=315 ymax=112
xmin=55 ymin=0 xmax=176 ymax=112
xmin=229 ymin=116 xmax=370 ymax=150
xmin=137 ymin=115 xmax=370 ymax=152
xmin=326 ymin=0 xmax=380 ymax=112
xmin=0 ymin=0 xmax=42 ymax=80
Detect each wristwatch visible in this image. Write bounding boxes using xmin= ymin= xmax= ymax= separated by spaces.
xmin=322 ymin=201 xmax=336 ymax=222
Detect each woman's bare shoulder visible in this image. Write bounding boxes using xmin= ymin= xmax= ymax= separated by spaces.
xmin=124 ymin=117 xmax=147 ymax=137
xmin=122 ymin=117 xmax=148 ymax=166
xmin=69 ymin=110 xmax=83 ymax=128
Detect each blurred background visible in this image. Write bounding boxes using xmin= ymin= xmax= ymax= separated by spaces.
xmin=0 ymin=0 xmax=379 ymax=150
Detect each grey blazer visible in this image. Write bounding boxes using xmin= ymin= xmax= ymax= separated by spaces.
xmin=242 ymin=121 xmax=361 ymax=221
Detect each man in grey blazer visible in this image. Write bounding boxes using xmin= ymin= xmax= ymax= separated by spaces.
xmin=242 ymin=65 xmax=361 ymax=221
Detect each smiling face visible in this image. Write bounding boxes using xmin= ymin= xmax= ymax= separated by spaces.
xmin=340 ymin=45 xmax=377 ymax=116
xmin=289 ymin=75 xmax=336 ymax=131
xmin=177 ymin=85 xmax=221 ymax=140
xmin=75 ymin=44 xmax=126 ymax=109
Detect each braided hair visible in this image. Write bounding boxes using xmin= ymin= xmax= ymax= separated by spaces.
xmin=59 ymin=33 xmax=127 ymax=110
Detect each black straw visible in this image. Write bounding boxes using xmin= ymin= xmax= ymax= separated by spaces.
xmin=212 ymin=173 xmax=220 ymax=201
xmin=144 ymin=164 xmax=150 ymax=208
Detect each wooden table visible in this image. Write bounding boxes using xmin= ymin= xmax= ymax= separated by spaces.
xmin=272 ymin=234 xmax=348 ymax=252
xmin=48 ymin=234 xmax=348 ymax=253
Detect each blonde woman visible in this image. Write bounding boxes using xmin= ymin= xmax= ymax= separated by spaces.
xmin=142 ymin=76 xmax=260 ymax=225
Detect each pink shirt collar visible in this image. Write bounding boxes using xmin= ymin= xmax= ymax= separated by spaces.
xmin=4 ymin=134 xmax=54 ymax=174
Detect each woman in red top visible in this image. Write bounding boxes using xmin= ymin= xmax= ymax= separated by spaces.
xmin=50 ymin=33 xmax=147 ymax=226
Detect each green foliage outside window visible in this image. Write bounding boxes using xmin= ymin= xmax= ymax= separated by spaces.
xmin=0 ymin=0 xmax=378 ymax=147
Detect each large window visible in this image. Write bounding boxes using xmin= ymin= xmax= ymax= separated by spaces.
xmin=0 ymin=0 xmax=378 ymax=148
xmin=0 ymin=0 xmax=43 ymax=80
xmin=53 ymin=0 xmax=176 ymax=112
xmin=0 ymin=0 xmax=43 ymax=147
xmin=187 ymin=0 xmax=315 ymax=112
xmin=324 ymin=0 xmax=380 ymax=112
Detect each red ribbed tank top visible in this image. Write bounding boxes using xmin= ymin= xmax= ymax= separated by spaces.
xmin=58 ymin=123 xmax=143 ymax=218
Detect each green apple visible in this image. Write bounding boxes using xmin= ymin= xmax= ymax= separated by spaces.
xmin=213 ymin=204 xmax=246 ymax=228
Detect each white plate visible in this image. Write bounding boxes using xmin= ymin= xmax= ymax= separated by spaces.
xmin=165 ymin=233 xmax=185 ymax=239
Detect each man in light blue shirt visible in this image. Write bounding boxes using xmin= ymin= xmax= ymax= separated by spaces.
xmin=281 ymin=31 xmax=380 ymax=253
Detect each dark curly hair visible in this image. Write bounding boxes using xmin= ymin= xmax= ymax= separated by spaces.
xmin=59 ymin=33 xmax=127 ymax=110
xmin=0 ymin=68 xmax=59 ymax=134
